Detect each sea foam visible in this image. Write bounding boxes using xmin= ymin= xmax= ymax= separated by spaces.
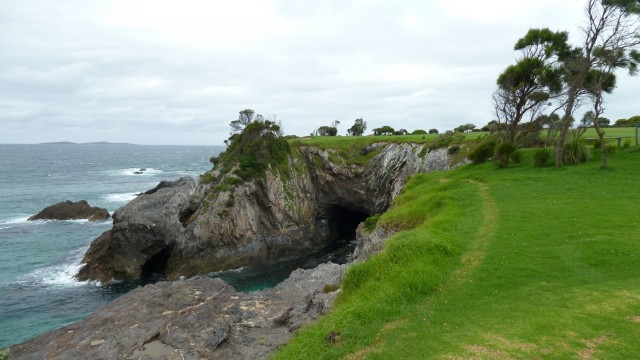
xmin=102 ymin=192 xmax=139 ymax=203
xmin=15 ymin=247 xmax=88 ymax=288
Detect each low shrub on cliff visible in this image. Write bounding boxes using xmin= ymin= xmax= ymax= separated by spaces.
xmin=216 ymin=119 xmax=291 ymax=181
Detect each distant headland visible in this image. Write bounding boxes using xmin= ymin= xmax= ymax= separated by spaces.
xmin=39 ymin=141 xmax=137 ymax=145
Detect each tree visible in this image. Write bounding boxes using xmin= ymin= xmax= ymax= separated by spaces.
xmin=373 ymin=125 xmax=395 ymax=136
xmin=536 ymin=113 xmax=562 ymax=143
xmin=494 ymin=28 xmax=569 ymax=144
xmin=394 ymin=129 xmax=408 ymax=135
xmin=230 ymin=109 xmax=256 ymax=135
xmin=347 ymin=118 xmax=367 ymax=136
xmin=596 ymin=117 xmax=611 ymax=126
xmin=552 ymin=0 xmax=640 ymax=167
xmin=428 ymin=128 xmax=439 ymax=134
xmin=454 ymin=123 xmax=477 ymax=133
xmin=412 ymin=129 xmax=427 ymax=135
xmin=316 ymin=126 xmax=338 ymax=136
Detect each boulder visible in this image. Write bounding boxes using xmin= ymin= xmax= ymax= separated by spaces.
xmin=28 ymin=200 xmax=110 ymax=222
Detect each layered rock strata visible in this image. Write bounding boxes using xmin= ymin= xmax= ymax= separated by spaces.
xmin=77 ymin=143 xmax=454 ymax=283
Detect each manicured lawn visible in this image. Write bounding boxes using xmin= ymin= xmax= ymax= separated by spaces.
xmin=273 ymin=147 xmax=640 ymax=359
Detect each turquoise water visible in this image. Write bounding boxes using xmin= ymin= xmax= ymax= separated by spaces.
xmin=0 ymin=144 xmax=221 ymax=348
xmin=0 ymin=143 xmax=357 ymax=348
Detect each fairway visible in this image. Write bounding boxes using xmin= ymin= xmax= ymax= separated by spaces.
xmin=273 ymin=147 xmax=640 ymax=359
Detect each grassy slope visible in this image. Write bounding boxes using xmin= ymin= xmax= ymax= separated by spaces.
xmin=273 ymin=146 xmax=640 ymax=359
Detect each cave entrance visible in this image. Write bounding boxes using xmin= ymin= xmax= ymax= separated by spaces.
xmin=141 ymin=247 xmax=172 ymax=278
xmin=327 ymin=206 xmax=370 ymax=242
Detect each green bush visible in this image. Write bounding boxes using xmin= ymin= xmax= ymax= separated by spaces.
xmin=448 ymin=145 xmax=461 ymax=155
xmin=623 ymin=139 xmax=631 ymax=148
xmin=218 ymin=119 xmax=291 ymax=180
xmin=563 ymin=140 xmax=590 ymax=165
xmin=533 ymin=148 xmax=552 ymax=167
xmin=493 ymin=142 xmax=515 ymax=168
xmin=510 ymin=150 xmax=522 ymax=164
xmin=468 ymin=139 xmax=497 ymax=164
xmin=0 ymin=349 xmax=8 ymax=360
xmin=364 ymin=214 xmax=380 ymax=232
xmin=200 ymin=172 xmax=215 ymax=184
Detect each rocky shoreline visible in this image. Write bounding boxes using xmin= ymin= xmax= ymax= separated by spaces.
xmin=9 ymin=263 xmax=349 ymax=359
xmin=9 ymin=143 xmax=457 ymax=359
xmin=10 ymin=221 xmax=386 ymax=359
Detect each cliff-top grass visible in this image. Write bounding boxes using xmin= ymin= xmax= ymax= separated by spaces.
xmin=290 ymin=132 xmax=487 ymax=149
xmin=272 ymin=146 xmax=640 ymax=359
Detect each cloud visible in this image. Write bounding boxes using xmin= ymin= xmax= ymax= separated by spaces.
xmin=0 ymin=0 xmax=637 ymax=145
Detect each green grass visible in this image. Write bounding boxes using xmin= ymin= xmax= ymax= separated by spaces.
xmin=290 ymin=132 xmax=487 ymax=149
xmin=272 ymin=146 xmax=640 ymax=359
xmin=582 ymin=126 xmax=637 ymax=139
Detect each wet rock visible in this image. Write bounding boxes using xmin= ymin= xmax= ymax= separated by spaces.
xmin=28 ymin=200 xmax=110 ymax=222
xmin=11 ymin=263 xmax=347 ymax=360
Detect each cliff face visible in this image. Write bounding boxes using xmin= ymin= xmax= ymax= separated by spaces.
xmin=77 ymin=143 xmax=454 ymax=283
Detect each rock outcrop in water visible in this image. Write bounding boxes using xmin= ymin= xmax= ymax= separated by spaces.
xmin=76 ymin=143 xmax=455 ymax=283
xmin=10 ymin=263 xmax=346 ymax=359
xmin=28 ymin=200 xmax=110 ymax=222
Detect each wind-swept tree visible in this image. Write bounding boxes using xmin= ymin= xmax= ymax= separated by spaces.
xmin=494 ymin=29 xmax=569 ymax=144
xmin=552 ymin=0 xmax=640 ymax=166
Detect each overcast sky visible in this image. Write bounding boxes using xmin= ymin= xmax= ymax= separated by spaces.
xmin=1 ymin=0 xmax=638 ymax=145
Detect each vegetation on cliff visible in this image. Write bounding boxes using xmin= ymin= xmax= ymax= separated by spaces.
xmin=210 ymin=112 xmax=291 ymax=181
xmin=273 ymin=147 xmax=640 ymax=359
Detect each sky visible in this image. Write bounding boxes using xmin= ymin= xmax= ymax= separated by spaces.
xmin=1 ymin=0 xmax=638 ymax=145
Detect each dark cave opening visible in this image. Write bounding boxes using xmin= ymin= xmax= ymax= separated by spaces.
xmin=140 ymin=247 xmax=172 ymax=278
xmin=327 ymin=206 xmax=370 ymax=241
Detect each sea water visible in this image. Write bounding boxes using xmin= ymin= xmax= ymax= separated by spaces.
xmin=0 ymin=143 xmax=220 ymax=348
xmin=0 ymin=143 xmax=356 ymax=348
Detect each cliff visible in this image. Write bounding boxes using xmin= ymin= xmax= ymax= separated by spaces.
xmin=77 ymin=142 xmax=455 ymax=283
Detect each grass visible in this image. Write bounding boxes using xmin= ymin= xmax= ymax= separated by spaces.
xmin=582 ymin=126 xmax=637 ymax=139
xmin=290 ymin=132 xmax=487 ymax=149
xmin=272 ymin=146 xmax=640 ymax=359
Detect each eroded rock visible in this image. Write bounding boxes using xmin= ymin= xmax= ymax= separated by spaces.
xmin=11 ymin=263 xmax=346 ymax=360
xmin=76 ymin=145 xmax=455 ymax=283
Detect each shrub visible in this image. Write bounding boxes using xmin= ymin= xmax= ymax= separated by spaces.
xmin=200 ymin=173 xmax=215 ymax=184
xmin=493 ymin=142 xmax=515 ymax=168
xmin=593 ymin=139 xmax=602 ymax=149
xmin=510 ymin=150 xmax=522 ymax=164
xmin=563 ymin=140 xmax=590 ymax=165
xmin=623 ymin=139 xmax=631 ymax=148
xmin=364 ymin=214 xmax=380 ymax=232
xmin=468 ymin=139 xmax=497 ymax=164
xmin=448 ymin=145 xmax=461 ymax=155
xmin=533 ymin=148 xmax=551 ymax=167
xmin=411 ymin=129 xmax=427 ymax=135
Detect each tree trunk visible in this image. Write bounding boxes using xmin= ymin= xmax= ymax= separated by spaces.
xmin=555 ymin=91 xmax=578 ymax=167
xmin=595 ymin=125 xmax=608 ymax=170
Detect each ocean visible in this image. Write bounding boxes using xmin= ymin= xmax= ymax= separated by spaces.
xmin=0 ymin=143 xmax=356 ymax=349
xmin=0 ymin=143 xmax=221 ymax=348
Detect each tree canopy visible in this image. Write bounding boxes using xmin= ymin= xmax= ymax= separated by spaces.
xmin=347 ymin=118 xmax=367 ymax=136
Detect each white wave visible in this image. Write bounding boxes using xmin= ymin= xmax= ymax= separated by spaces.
xmin=0 ymin=215 xmax=30 ymax=226
xmin=101 ymin=192 xmax=139 ymax=203
xmin=16 ymin=247 xmax=88 ymax=288
xmin=118 ymin=168 xmax=163 ymax=176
